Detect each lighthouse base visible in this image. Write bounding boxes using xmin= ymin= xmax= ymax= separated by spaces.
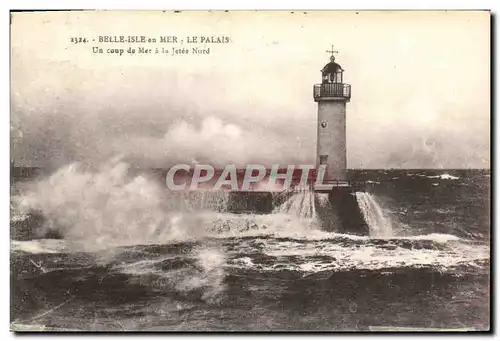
xmin=314 ymin=187 xmax=369 ymax=236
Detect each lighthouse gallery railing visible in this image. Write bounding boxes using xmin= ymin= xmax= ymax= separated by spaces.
xmin=313 ymin=83 xmax=351 ymax=100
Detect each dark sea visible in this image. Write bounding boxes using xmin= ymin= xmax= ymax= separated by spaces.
xmin=10 ymin=165 xmax=491 ymax=331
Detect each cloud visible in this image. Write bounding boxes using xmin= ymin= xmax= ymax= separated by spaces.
xmin=10 ymin=11 xmax=490 ymax=169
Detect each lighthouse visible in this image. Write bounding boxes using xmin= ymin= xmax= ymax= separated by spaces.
xmin=312 ymin=46 xmax=368 ymax=235
xmin=313 ymin=46 xmax=351 ymax=191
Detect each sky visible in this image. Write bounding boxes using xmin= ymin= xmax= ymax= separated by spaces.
xmin=11 ymin=10 xmax=490 ymax=169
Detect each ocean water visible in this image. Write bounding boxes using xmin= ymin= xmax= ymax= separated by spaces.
xmin=10 ymin=164 xmax=490 ymax=331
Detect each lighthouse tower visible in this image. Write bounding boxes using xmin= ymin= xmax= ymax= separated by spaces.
xmin=313 ymin=46 xmax=351 ymax=191
xmin=312 ymin=46 xmax=368 ymax=235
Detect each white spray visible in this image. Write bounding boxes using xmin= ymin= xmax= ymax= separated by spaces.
xmin=355 ymin=192 xmax=393 ymax=238
xmin=273 ymin=190 xmax=316 ymax=220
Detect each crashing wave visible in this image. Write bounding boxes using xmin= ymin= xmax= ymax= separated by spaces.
xmin=11 ymin=239 xmax=69 ymax=254
xmin=10 ymin=160 xmax=488 ymax=282
xmin=428 ymin=173 xmax=459 ymax=180
xmin=355 ymin=192 xmax=392 ymax=238
xmin=229 ymin=234 xmax=488 ymax=274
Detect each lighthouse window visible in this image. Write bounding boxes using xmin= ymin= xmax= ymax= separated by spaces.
xmin=321 ymin=121 xmax=328 ymax=128
xmin=319 ymin=155 xmax=328 ymax=165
